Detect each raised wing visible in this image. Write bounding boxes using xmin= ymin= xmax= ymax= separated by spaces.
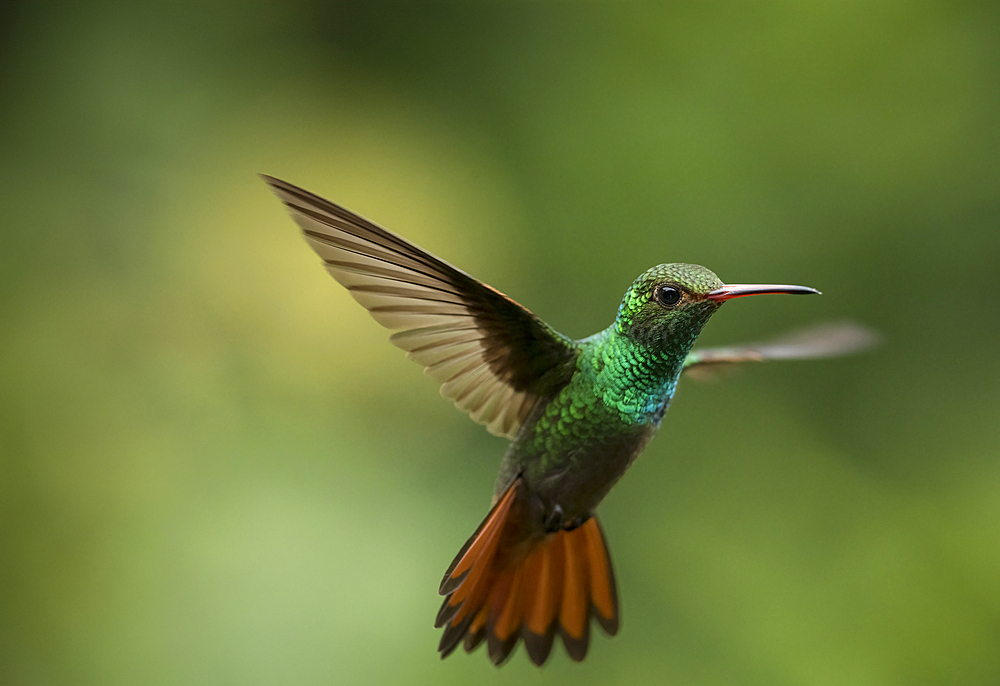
xmin=264 ymin=176 xmax=579 ymax=438
xmin=683 ymin=322 xmax=878 ymax=380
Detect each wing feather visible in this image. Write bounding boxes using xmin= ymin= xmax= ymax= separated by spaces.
xmin=264 ymin=175 xmax=579 ymax=437
xmin=683 ymin=322 xmax=878 ymax=380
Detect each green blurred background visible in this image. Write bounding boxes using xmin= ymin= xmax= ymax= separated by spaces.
xmin=2 ymin=2 xmax=999 ymax=684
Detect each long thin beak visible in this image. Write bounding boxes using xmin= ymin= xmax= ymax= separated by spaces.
xmin=706 ymin=284 xmax=821 ymax=301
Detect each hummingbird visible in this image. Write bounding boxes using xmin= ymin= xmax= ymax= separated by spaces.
xmin=264 ymin=176 xmax=874 ymax=667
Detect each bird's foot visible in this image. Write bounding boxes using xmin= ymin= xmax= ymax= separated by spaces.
xmin=542 ymin=504 xmax=589 ymax=532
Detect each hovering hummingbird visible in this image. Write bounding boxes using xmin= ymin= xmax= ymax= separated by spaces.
xmin=264 ymin=176 xmax=874 ymax=667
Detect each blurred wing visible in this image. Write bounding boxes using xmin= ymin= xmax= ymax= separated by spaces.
xmin=264 ymin=176 xmax=579 ymax=438
xmin=683 ymin=322 xmax=879 ymax=380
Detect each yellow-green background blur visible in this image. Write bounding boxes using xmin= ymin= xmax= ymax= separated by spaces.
xmin=2 ymin=2 xmax=999 ymax=685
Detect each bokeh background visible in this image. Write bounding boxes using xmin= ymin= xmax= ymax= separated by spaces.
xmin=2 ymin=2 xmax=999 ymax=684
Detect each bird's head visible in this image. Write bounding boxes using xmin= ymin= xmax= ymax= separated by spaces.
xmin=615 ymin=263 xmax=820 ymax=354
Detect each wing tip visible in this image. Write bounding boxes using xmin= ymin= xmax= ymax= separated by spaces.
xmin=259 ymin=173 xmax=289 ymax=193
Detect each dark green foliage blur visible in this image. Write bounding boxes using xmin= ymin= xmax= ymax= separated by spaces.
xmin=2 ymin=2 xmax=999 ymax=684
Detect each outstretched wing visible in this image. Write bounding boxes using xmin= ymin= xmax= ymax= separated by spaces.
xmin=683 ymin=322 xmax=878 ymax=380
xmin=264 ymin=176 xmax=579 ymax=438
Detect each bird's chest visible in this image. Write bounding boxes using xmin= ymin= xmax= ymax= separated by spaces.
xmin=497 ymin=378 xmax=660 ymax=526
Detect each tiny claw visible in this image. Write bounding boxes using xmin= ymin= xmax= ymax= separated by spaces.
xmin=543 ymin=505 xmax=565 ymax=533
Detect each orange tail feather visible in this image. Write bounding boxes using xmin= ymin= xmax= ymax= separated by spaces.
xmin=436 ymin=478 xmax=620 ymax=666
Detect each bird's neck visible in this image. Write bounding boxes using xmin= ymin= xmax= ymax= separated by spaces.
xmin=580 ymin=326 xmax=690 ymax=424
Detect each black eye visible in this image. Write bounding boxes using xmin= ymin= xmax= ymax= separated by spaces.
xmin=655 ymin=285 xmax=682 ymax=307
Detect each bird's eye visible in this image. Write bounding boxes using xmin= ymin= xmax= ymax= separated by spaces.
xmin=654 ymin=285 xmax=682 ymax=307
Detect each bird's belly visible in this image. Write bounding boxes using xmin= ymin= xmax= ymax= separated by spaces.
xmin=497 ymin=411 xmax=655 ymax=530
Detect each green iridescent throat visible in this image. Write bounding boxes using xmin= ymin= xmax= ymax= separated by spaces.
xmin=577 ymin=323 xmax=687 ymax=423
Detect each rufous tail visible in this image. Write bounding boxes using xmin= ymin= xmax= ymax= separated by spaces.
xmin=435 ymin=477 xmax=619 ymax=666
